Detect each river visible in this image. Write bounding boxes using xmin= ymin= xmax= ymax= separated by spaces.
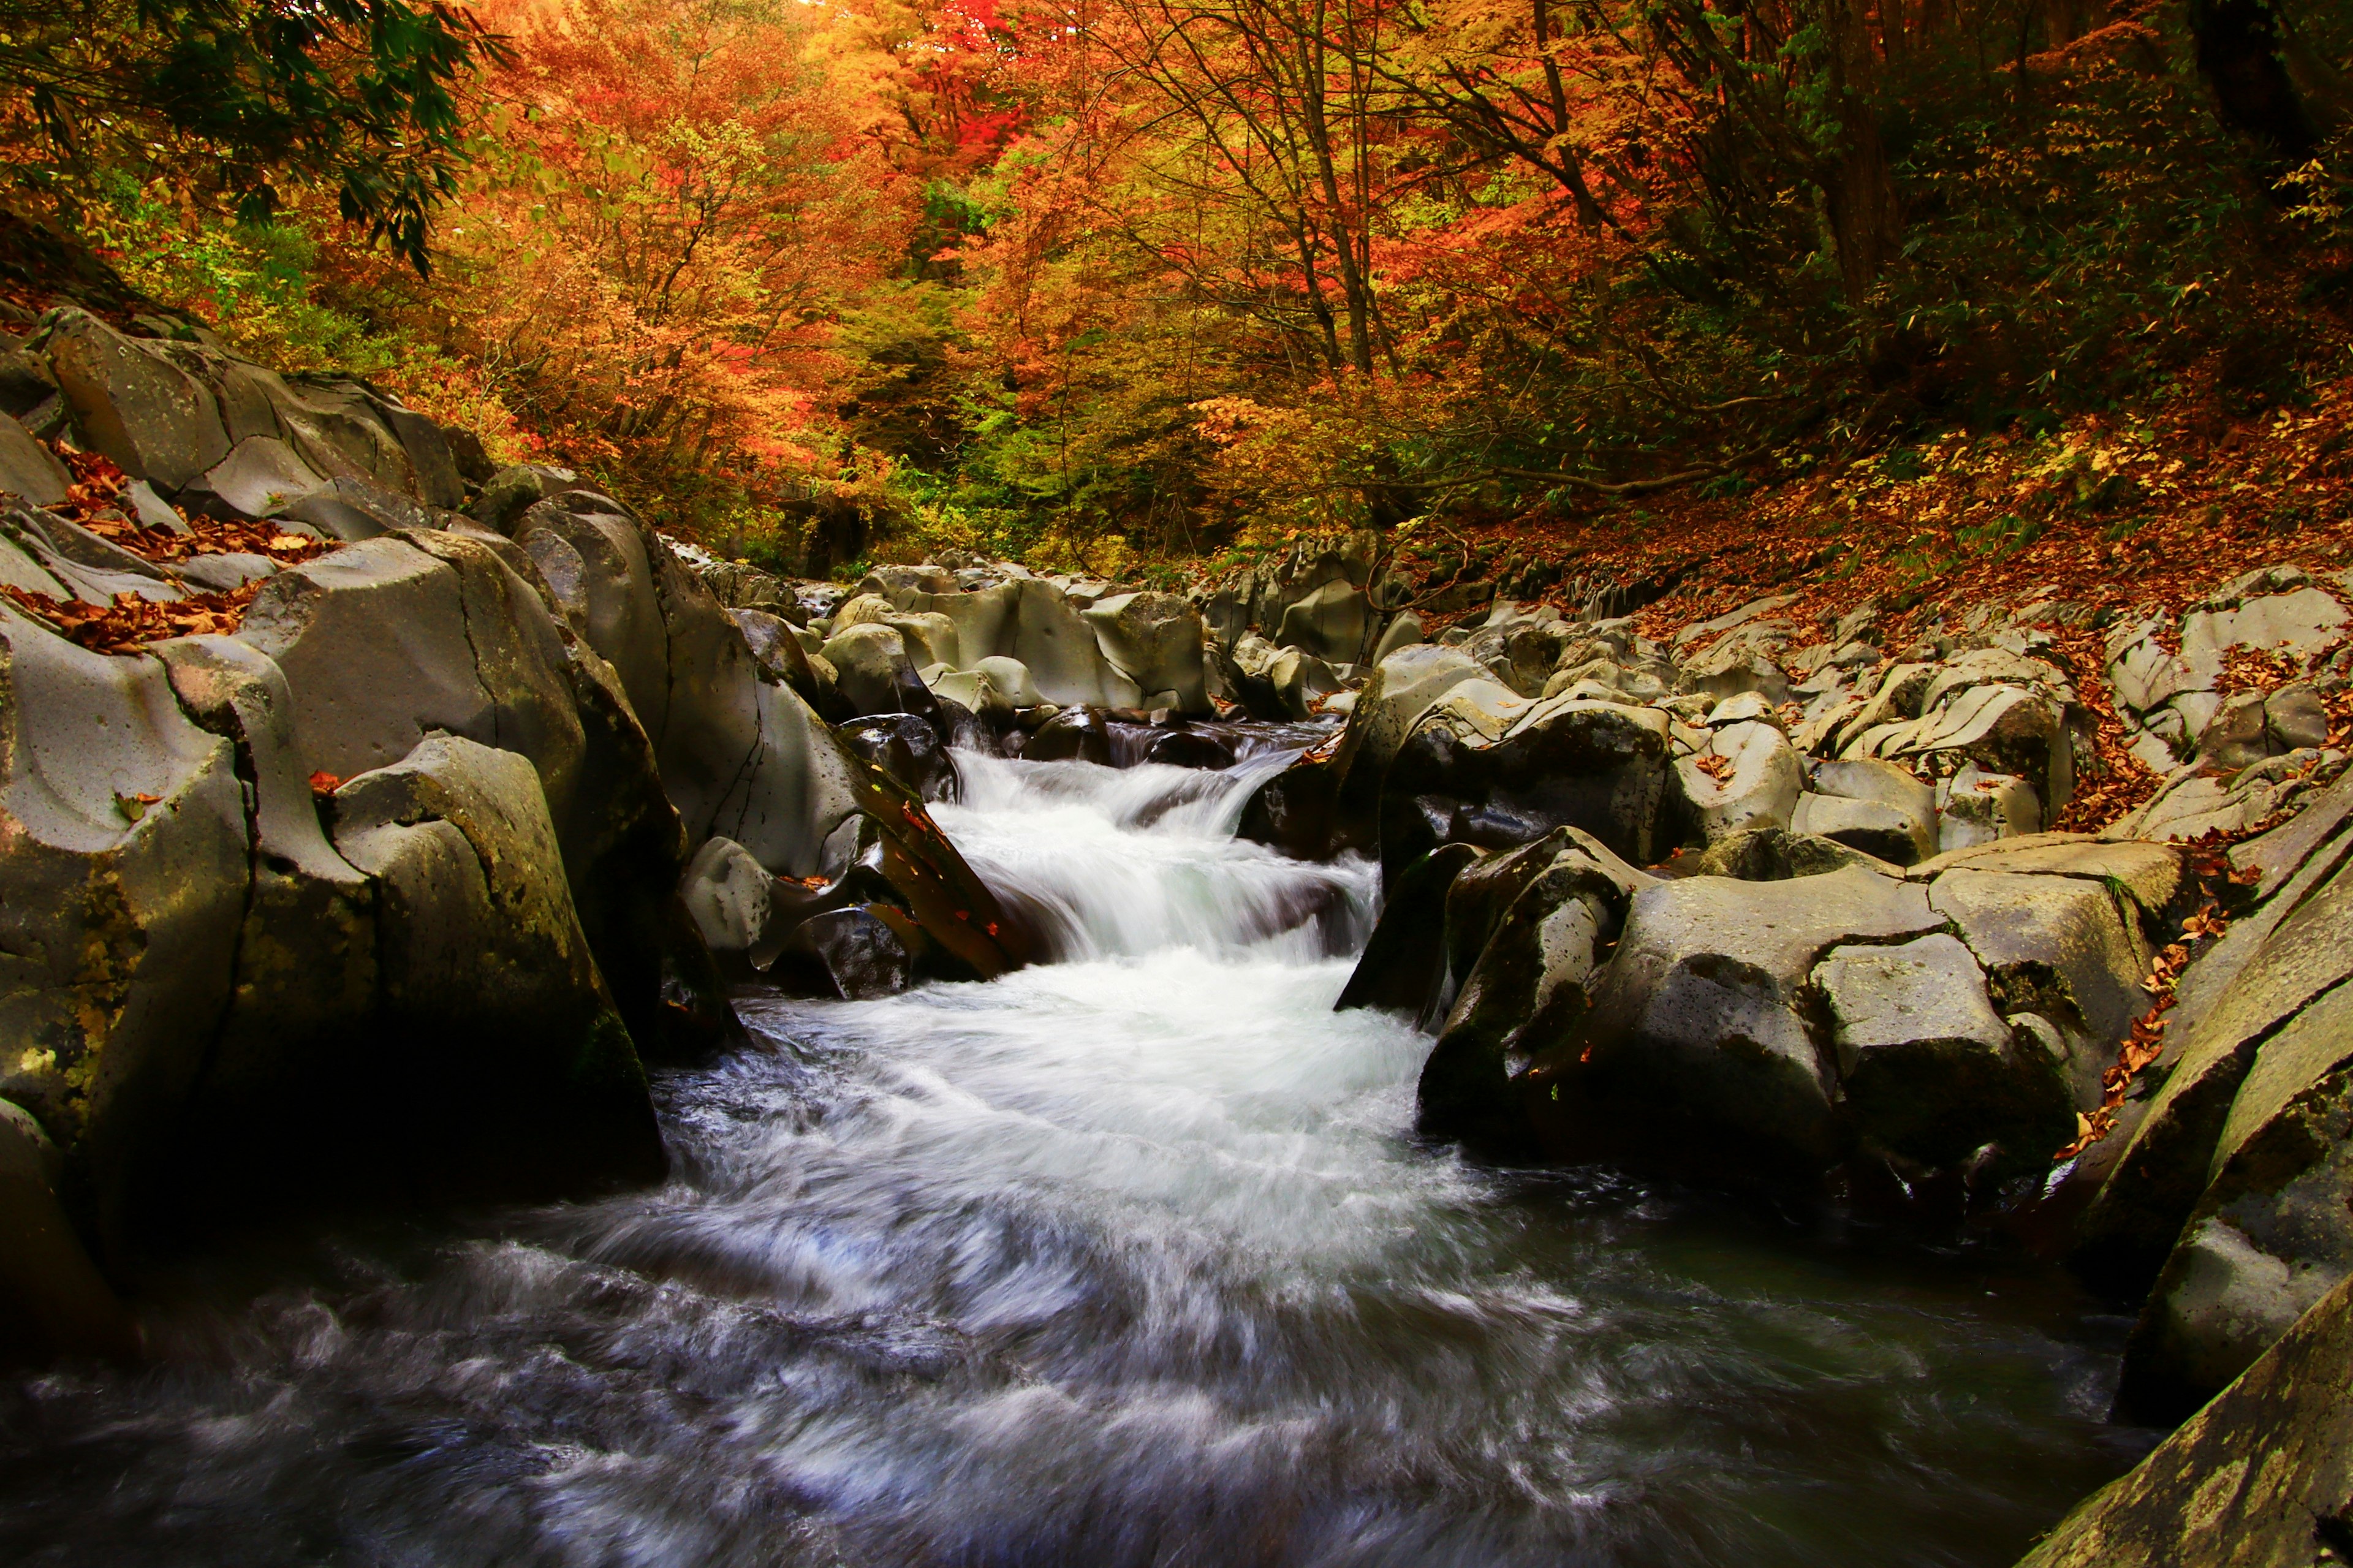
xmin=0 ymin=742 xmax=2154 ymax=1566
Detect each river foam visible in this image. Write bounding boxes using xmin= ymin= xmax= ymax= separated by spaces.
xmin=0 ymin=742 xmax=2151 ymax=1567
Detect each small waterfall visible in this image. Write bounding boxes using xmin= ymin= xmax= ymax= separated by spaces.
xmin=0 ymin=729 xmax=2147 ymax=1568
xmin=940 ymin=749 xmax=1377 ymax=964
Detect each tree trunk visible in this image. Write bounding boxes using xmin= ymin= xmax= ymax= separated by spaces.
xmin=2189 ymin=0 xmax=2320 ymax=163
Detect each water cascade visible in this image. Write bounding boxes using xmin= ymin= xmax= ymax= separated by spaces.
xmin=0 ymin=744 xmax=2151 ymax=1567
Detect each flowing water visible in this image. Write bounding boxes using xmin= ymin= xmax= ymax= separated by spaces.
xmin=1 ymin=744 xmax=2155 ymax=1567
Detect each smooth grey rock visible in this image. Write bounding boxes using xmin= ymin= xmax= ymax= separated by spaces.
xmin=1816 ymin=932 xmax=2072 ymax=1167
xmin=473 ymin=464 xmax=578 ymax=534
xmin=1085 ymin=591 xmax=1210 ymax=715
xmin=0 ymin=411 xmax=68 ymax=506
xmin=38 ymin=309 xmax=229 ymax=489
xmin=330 ymin=735 xmax=662 ymax=1195
xmin=771 ymin=906 xmax=913 ymax=999
xmin=0 ymin=505 xmax=183 ymax=604
xmin=2120 ymin=980 xmax=2353 ymax=1420
xmin=123 ymin=479 xmax=188 ymax=536
xmin=1370 ymin=610 xmax=1423 ymax=665
xmin=1687 ymin=826 xmax=1893 ymax=881
xmin=1267 ymin=646 xmax=1342 ymax=719
xmin=1937 ymin=763 xmax=2040 ymax=851
xmin=1929 ymin=869 xmax=2149 ymax=1107
xmin=1672 ymin=719 xmax=1803 ymax=843
xmin=195 ymin=434 xmax=323 ymax=518
xmin=1792 ymin=791 xmax=1933 ymax=866
xmin=1275 ymin=580 xmax=1371 ymax=665
xmin=680 ymin=835 xmax=773 ymax=959
xmin=0 ymin=1094 xmax=140 ymax=1363
xmin=821 ymin=623 xmax=929 ymax=718
xmin=2078 ymin=849 xmax=2353 ymax=1296
xmin=1008 ymin=577 xmax=1141 ymax=708
xmin=174 ymin=551 xmax=276 ymax=593
xmin=1540 ymin=866 xmax=1944 ymax=1173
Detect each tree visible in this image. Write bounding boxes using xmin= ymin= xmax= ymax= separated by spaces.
xmin=0 ymin=0 xmax=502 ymax=270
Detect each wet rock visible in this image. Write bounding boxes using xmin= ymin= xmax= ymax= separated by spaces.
xmin=840 ymin=712 xmax=961 ymax=801
xmin=1143 ymin=728 xmax=1234 ymax=770
xmin=680 ymin=835 xmax=775 ymax=963
xmin=1336 ymin=843 xmax=1482 ymax=1028
xmin=1669 ymin=719 xmax=1803 ymax=844
xmin=1420 ymin=830 xmax=1649 ymax=1146
xmin=1023 ymin=704 xmax=1119 ymax=766
xmin=2117 ymin=979 xmax=2353 ymax=1422
xmin=1814 ymin=933 xmax=2073 ymax=1171
xmin=0 ymin=1098 xmax=139 ymax=1366
xmin=2015 ymin=1269 xmax=2353 ymax=1568
xmin=327 ymin=734 xmax=664 ymax=1200
xmin=770 ymin=906 xmax=914 ymax=999
xmin=1529 ymin=866 xmax=1942 ymax=1176
xmin=1380 ymin=694 xmax=1672 ymax=878
xmin=0 ymin=607 xmax=249 ymax=1253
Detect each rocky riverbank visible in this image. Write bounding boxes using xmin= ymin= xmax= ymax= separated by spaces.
xmin=1 ymin=306 xmax=2348 ymax=1561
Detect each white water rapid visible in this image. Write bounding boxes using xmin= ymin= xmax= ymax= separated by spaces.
xmin=0 ymin=743 xmax=2154 ymax=1567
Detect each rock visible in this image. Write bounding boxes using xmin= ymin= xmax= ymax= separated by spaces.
xmin=1007 ymin=578 xmax=1143 ymax=708
xmin=1381 ymin=694 xmax=1673 ymax=879
xmin=473 ymin=464 xmax=577 ymax=534
xmin=1938 ymin=763 xmax=2041 ymax=851
xmin=1678 ymin=642 xmax=1792 ymax=706
xmin=1420 ymin=830 xmax=1648 ymax=1146
xmin=821 ymin=623 xmax=941 ymax=720
xmin=191 ymin=434 xmax=322 ymax=519
xmin=1686 ymin=826 xmax=1893 ymax=881
xmin=1370 ymin=611 xmax=1423 ymax=665
xmin=1791 ymin=793 xmax=1933 ymax=866
xmin=328 ymin=735 xmax=664 ymax=1199
xmin=1703 ymin=691 xmax=1778 ymax=728
xmin=1929 ymin=869 xmax=2151 ymax=1108
xmin=1267 ymin=646 xmax=1342 ymax=719
xmin=1084 ymin=591 xmax=1210 ymax=715
xmin=1669 ymin=719 xmax=1803 ymax=843
xmin=1814 ymin=932 xmax=2073 ymax=1170
xmin=1529 ymin=865 xmax=1944 ymax=1176
xmin=0 ymin=607 xmax=249 ymax=1254
xmin=36 ymin=309 xmax=230 ymax=490
xmin=1336 ymin=843 xmax=1482 ymax=1028
xmin=173 ymin=551 xmax=276 ymax=593
xmin=1142 ymin=728 xmax=1233 ymax=769
xmin=1907 ymin=834 xmax=2184 ymax=920
xmin=732 ymin=607 xmax=841 ymax=720
xmin=680 ymin=835 xmax=774 ymax=961
xmin=0 ymin=412 xmax=68 ymax=506
xmin=1 ymin=505 xmax=183 ymax=604
xmin=2076 ymin=848 xmax=2353 ymax=1298
xmin=1276 ymin=581 xmax=1373 ymax=664
xmin=2266 ymin=683 xmax=2331 ymax=754
xmin=840 ymin=712 xmax=961 ymax=801
xmin=0 ymin=1097 xmax=140 ymax=1365
xmin=1023 ymin=705 xmax=1118 ymax=765
xmin=2116 ymin=979 xmax=2353 ymax=1421
xmin=770 ymin=906 xmax=914 ymax=999
xmin=2014 ymin=1270 xmax=2353 ymax=1568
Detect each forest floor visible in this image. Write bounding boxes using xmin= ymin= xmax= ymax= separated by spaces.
xmin=1379 ymin=369 xmax=2353 ymax=833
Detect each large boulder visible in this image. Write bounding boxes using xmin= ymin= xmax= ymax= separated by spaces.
xmin=1927 ymin=868 xmax=2151 ymax=1108
xmin=1084 ymin=591 xmax=1210 ymax=713
xmin=2014 ymin=1268 xmax=2353 ymax=1568
xmin=0 ymin=1099 xmax=138 ymax=1366
xmin=1418 ymin=830 xmax=1649 ymax=1146
xmin=1813 ymin=932 xmax=2074 ymax=1172
xmin=1275 ymin=580 xmax=1371 ymax=665
xmin=2075 ymin=844 xmax=2353 ymax=1297
xmin=35 ymin=309 xmax=229 ymax=490
xmin=1669 ymin=719 xmax=1803 ymax=844
xmin=1380 ymin=692 xmax=1673 ymax=877
xmin=1527 ymin=866 xmax=1944 ymax=1176
xmin=2116 ymin=978 xmax=2353 ymax=1422
xmin=0 ymin=607 xmax=249 ymax=1254
xmin=1336 ymin=842 xmax=1482 ymax=1028
xmin=326 ymin=735 xmax=664 ymax=1200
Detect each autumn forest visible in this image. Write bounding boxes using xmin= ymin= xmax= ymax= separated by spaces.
xmin=4 ymin=0 xmax=2350 ymax=578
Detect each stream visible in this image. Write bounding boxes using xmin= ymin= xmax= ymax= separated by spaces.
xmin=0 ymin=741 xmax=2156 ymax=1567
